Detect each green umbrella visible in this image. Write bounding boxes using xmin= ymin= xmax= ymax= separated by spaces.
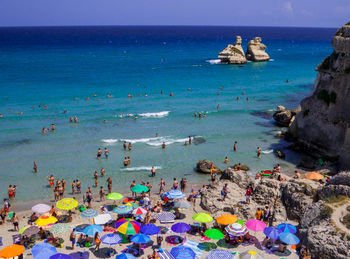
xmin=49 ymin=223 xmax=69 ymax=234
xmin=131 ymin=185 xmax=149 ymax=193
xmin=192 ymin=213 xmax=213 ymax=223
xmin=237 ymin=219 xmax=245 ymax=225
xmin=204 ymin=229 xmax=224 ymax=240
xmin=106 ymin=193 xmax=123 ymax=200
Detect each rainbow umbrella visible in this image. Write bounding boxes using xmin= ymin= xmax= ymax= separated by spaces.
xmin=107 ymin=193 xmax=123 ymax=200
xmin=171 ymin=223 xmax=191 ymax=233
xmin=132 ymin=207 xmax=147 ymax=215
xmin=114 ymin=218 xmax=141 ymax=235
xmin=216 ymin=214 xmax=238 ymax=225
xmin=31 ymin=243 xmax=57 ymax=259
xmin=32 ymin=204 xmax=51 ymax=214
xmin=170 ymin=246 xmax=195 ymax=259
xmin=225 ymin=223 xmax=248 ymax=236
xmin=56 ymin=198 xmax=78 ymax=211
xmin=131 ymin=185 xmax=149 ymax=193
xmin=204 ymin=229 xmax=224 ymax=240
xmin=279 ymin=232 xmax=300 ymax=245
xmin=276 ymin=223 xmax=297 ymax=234
xmin=35 ymin=215 xmax=58 ymax=226
xmin=130 ymin=234 xmax=151 ymax=244
xmin=193 ymin=213 xmax=213 ymax=223
xmin=245 ymin=219 xmax=266 ymax=232
xmin=0 ymin=245 xmax=25 ymax=259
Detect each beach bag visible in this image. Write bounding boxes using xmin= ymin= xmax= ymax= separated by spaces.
xmin=78 ymin=205 xmax=86 ymax=212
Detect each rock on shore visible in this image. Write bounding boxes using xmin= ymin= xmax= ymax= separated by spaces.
xmin=246 ymin=37 xmax=270 ymax=62
xmin=273 ymin=105 xmax=300 ymax=127
xmin=196 ymin=159 xmax=222 ymax=174
xmin=218 ymin=36 xmax=247 ymax=64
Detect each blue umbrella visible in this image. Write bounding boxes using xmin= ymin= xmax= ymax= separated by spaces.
xmin=115 ymin=253 xmax=137 ymax=259
xmin=170 ymin=246 xmax=196 ymax=259
xmin=171 ymin=223 xmax=191 ymax=234
xmin=130 ymin=234 xmax=151 ymax=244
xmin=82 ymin=224 xmax=103 ymax=236
xmin=206 ymin=249 xmax=233 ymax=259
xmin=50 ymin=253 xmax=72 ymax=259
xmin=263 ymin=227 xmax=282 ymax=240
xmin=279 ymin=232 xmax=300 ymax=245
xmin=31 ymin=243 xmax=58 ymax=259
xmin=101 ymin=233 xmax=122 ymax=245
xmin=276 ymin=223 xmax=297 ymax=234
xmin=69 ymin=252 xmax=89 ymax=259
xmin=165 ymin=190 xmax=185 ymax=199
xmin=140 ymin=224 xmax=160 ymax=235
xmin=80 ymin=209 xmax=99 ymax=219
xmin=113 ymin=205 xmax=133 ymax=215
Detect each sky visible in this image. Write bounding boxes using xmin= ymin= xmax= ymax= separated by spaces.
xmin=0 ymin=0 xmax=349 ymax=28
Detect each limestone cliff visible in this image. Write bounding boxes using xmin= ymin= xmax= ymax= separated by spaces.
xmin=246 ymin=37 xmax=270 ymax=62
xmin=289 ymin=23 xmax=350 ymax=169
xmin=218 ymin=36 xmax=247 ymax=64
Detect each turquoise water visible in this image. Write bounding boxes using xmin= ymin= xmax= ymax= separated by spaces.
xmin=0 ymin=26 xmax=335 ymax=202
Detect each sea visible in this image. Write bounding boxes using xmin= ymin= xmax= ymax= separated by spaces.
xmin=0 ymin=26 xmax=336 ymax=204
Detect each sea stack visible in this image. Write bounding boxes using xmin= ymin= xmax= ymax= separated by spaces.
xmin=218 ymin=36 xmax=247 ymax=64
xmin=289 ymin=23 xmax=350 ymax=169
xmin=246 ymin=37 xmax=270 ymax=62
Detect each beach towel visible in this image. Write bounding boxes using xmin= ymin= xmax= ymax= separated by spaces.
xmin=182 ymin=240 xmax=205 ymax=258
xmin=157 ymin=249 xmax=174 ymax=259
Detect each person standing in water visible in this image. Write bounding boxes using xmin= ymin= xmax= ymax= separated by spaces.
xmin=94 ymin=171 xmax=98 ymax=187
xmin=257 ymin=147 xmax=261 ymax=158
xmin=217 ymin=104 xmax=220 ymax=110
xmin=123 ymin=141 xmax=127 ymax=150
xmin=99 ymin=186 xmax=105 ymax=202
xmin=224 ymin=157 xmax=229 ymax=164
xmin=188 ymin=136 xmax=192 ymax=145
xmin=97 ymin=148 xmax=102 ymax=159
xmin=234 ymin=141 xmax=237 ymax=152
xmin=162 ymin=142 xmax=166 ymax=149
xmin=107 ymin=177 xmax=112 ymax=194
xmin=159 ymin=178 xmax=166 ymax=194
xmin=74 ymin=116 xmax=78 ymax=123
xmin=71 ymin=180 xmax=75 ymax=195
xmin=33 ymin=161 xmax=37 ymax=173
xmin=128 ymin=143 xmax=132 ymax=151
xmin=104 ymin=148 xmax=109 ymax=159
xmin=151 ymin=167 xmax=156 ymax=177
xmin=100 ymin=168 xmax=105 ymax=177
xmin=130 ymin=180 xmax=136 ymax=198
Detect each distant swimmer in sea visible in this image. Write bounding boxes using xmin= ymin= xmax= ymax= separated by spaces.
xmin=220 ymin=86 xmax=224 ymax=90
xmin=18 ymin=111 xmax=23 ymax=115
xmin=134 ymin=116 xmax=138 ymax=120
xmin=184 ymin=141 xmax=188 ymax=146
xmin=217 ymin=92 xmax=220 ymax=95
xmin=242 ymin=91 xmax=245 ymax=95
xmin=93 ymin=94 xmax=97 ymax=97
xmin=187 ymin=88 xmax=191 ymax=91
xmin=198 ymin=112 xmax=202 ymax=118
xmin=246 ymin=97 xmax=249 ymax=101
xmin=217 ymin=104 xmax=220 ymax=110
xmin=237 ymin=96 xmax=240 ymax=101
xmin=97 ymin=148 xmax=102 ymax=160
xmin=74 ymin=116 xmax=78 ymax=123
xmin=128 ymin=94 xmax=133 ymax=98
xmin=189 ymin=136 xmax=192 ymax=145
xmin=257 ymin=147 xmax=261 ymax=158
xmin=70 ymin=117 xmax=73 ymax=123
xmin=51 ymin=124 xmax=55 ymax=131
xmin=128 ymin=143 xmax=132 ymax=151
xmin=169 ymin=93 xmax=174 ymax=97
xmin=155 ymin=133 xmax=159 ymax=137
xmin=160 ymin=90 xmax=163 ymax=95
xmin=194 ymin=112 xmax=197 ymax=118
xmin=94 ymin=171 xmax=98 ymax=187
xmin=203 ymin=114 xmax=206 ymax=118
xmin=104 ymin=148 xmax=109 ymax=159
xmin=107 ymin=94 xmax=113 ymax=98
xmin=33 ymin=161 xmax=37 ymax=173
xmin=86 ymin=97 xmax=90 ymax=101
xmin=234 ymin=141 xmax=237 ymax=152
xmin=63 ymin=110 xmax=68 ymax=114
xmin=286 ymin=79 xmax=289 ymax=83
xmin=42 ymin=127 xmax=46 ymax=134
xmin=0 ymin=114 xmax=2 ymax=118
xmin=162 ymin=142 xmax=166 ymax=149
xmin=151 ymin=166 xmax=156 ymax=177
xmin=100 ymin=168 xmax=105 ymax=177
xmin=123 ymin=141 xmax=127 ymax=150
xmin=224 ymin=156 xmax=229 ymax=164
xmin=74 ymin=97 xmax=78 ymax=100
xmin=145 ymin=93 xmax=148 ymax=97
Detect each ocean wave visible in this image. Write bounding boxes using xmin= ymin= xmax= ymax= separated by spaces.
xmin=206 ymin=59 xmax=221 ymax=64
xmin=121 ymin=166 xmax=162 ymax=171
xmin=262 ymin=149 xmax=274 ymax=154
xmin=138 ymin=111 xmax=170 ymax=118
xmin=120 ymin=136 xmax=189 ymax=146
xmin=116 ymin=113 xmax=135 ymax=118
xmin=102 ymin=139 xmax=118 ymax=145
xmin=270 ymin=59 xmax=275 ymax=61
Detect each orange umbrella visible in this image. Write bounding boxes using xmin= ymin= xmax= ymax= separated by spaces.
xmin=216 ymin=214 xmax=238 ymax=225
xmin=305 ymin=172 xmax=324 ymax=180
xmin=0 ymin=244 xmax=25 ymax=258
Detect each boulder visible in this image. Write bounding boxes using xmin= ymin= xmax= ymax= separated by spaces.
xmin=299 ymin=156 xmax=318 ymax=169
xmin=196 ymin=159 xmax=222 ymax=174
xmin=275 ymin=149 xmax=285 ymax=159
xmin=220 ymin=167 xmax=253 ymax=189
xmin=273 ymin=106 xmax=293 ymax=126
xmin=318 ymin=171 xmax=350 ymax=199
xmin=218 ymin=36 xmax=247 ymax=64
xmin=233 ymin=164 xmax=250 ymax=171
xmin=246 ymin=37 xmax=270 ymax=62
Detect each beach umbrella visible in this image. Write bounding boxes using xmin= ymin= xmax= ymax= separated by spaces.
xmin=115 ymin=253 xmax=137 ymax=259
xmin=50 ymin=253 xmax=72 ymax=259
xmin=69 ymin=252 xmax=89 ymax=259
xmin=0 ymin=244 xmax=25 ymax=259
xmin=173 ymin=200 xmax=191 ymax=209
xmin=123 ymin=198 xmax=135 ymax=203
xmin=192 ymin=213 xmax=213 ymax=223
xmin=204 ymin=229 xmax=224 ymax=240
xmin=101 ymin=233 xmax=122 ymax=245
xmin=35 ymin=215 xmax=58 ymax=226
xmin=237 ymin=219 xmax=245 ymax=225
xmin=216 ymin=214 xmax=238 ymax=225
xmin=126 ymin=202 xmax=139 ymax=208
xmin=132 ymin=207 xmax=147 ymax=215
xmin=20 ymin=225 xmax=39 ymax=236
xmin=305 ymin=172 xmax=324 ymax=180
xmin=170 ymin=246 xmax=196 ymax=259
xmin=130 ymin=233 xmax=151 ymax=244
xmin=114 ymin=218 xmax=141 ymax=235
xmin=82 ymin=224 xmax=103 ymax=236
xmin=50 ymin=223 xmax=70 ymax=234
xmin=113 ymin=204 xmax=133 ymax=215
xmin=207 ymin=249 xmax=234 ymax=259
xmin=107 ymin=192 xmax=123 ymax=200
xmin=240 ymin=251 xmax=264 ymax=259
xmin=74 ymin=224 xmax=89 ymax=233
xmin=245 ymin=219 xmax=266 ymax=232
xmin=31 ymin=243 xmax=57 ymax=259
xmin=32 ymin=203 xmax=51 ymax=214
xmin=225 ymin=223 xmax=248 ymax=236
xmin=153 ymin=212 xmax=176 ymax=222
xmin=80 ymin=209 xmax=99 ymax=219
xmin=165 ymin=190 xmax=185 ymax=199
xmin=140 ymin=224 xmax=160 ymax=235
xmin=279 ymin=232 xmax=300 ymax=245
xmin=131 ymin=185 xmax=149 ymax=193
xmin=94 ymin=214 xmax=112 ymax=225
xmin=56 ymin=198 xmax=78 ymax=211
xmin=171 ymin=223 xmax=191 ymax=233
xmin=263 ymin=227 xmax=281 ymax=240
xmin=276 ymin=223 xmax=297 ymax=234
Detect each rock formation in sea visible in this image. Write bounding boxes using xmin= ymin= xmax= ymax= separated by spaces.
xmin=289 ymin=23 xmax=350 ymax=169
xmin=196 ymin=159 xmax=222 ymax=174
xmin=246 ymin=37 xmax=270 ymax=62
xmin=273 ymin=105 xmax=301 ymax=127
xmin=218 ymin=36 xmax=247 ymax=64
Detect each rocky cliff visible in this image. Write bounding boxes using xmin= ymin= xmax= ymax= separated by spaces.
xmin=289 ymin=23 xmax=350 ymax=169
xmin=246 ymin=37 xmax=270 ymax=62
xmin=218 ymin=36 xmax=247 ymax=64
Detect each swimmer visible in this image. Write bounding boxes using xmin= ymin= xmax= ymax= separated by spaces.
xmin=217 ymin=92 xmax=220 ymax=95
xmin=234 ymin=141 xmax=237 ymax=152
xmin=46 ymin=128 xmax=50 ymax=132
xmin=74 ymin=97 xmax=78 ymax=100
xmin=187 ymin=88 xmax=191 ymax=91
xmin=97 ymin=148 xmax=102 ymax=159
xmin=63 ymin=110 xmax=68 ymax=114
xmin=194 ymin=112 xmax=197 ymax=118
xmin=145 ymin=93 xmax=148 ymax=97
xmin=184 ymin=141 xmax=188 ymax=146
xmin=43 ymin=106 xmax=47 ymax=109
xmin=42 ymin=127 xmax=46 ymax=134
xmin=257 ymin=147 xmax=261 ymax=158
xmin=155 ymin=133 xmax=159 ymax=137
xmin=220 ymin=86 xmax=224 ymax=90
xmin=104 ymin=148 xmax=109 ymax=158
xmin=224 ymin=157 xmax=229 ymax=164
xmin=138 ymin=93 xmax=142 ymax=96
xmin=0 ymin=114 xmax=2 ymax=118
xmin=51 ymin=124 xmax=55 ymax=131
xmin=237 ymin=96 xmax=240 ymax=101
xmin=100 ymin=168 xmax=105 ymax=177
xmin=151 ymin=166 xmax=156 ymax=177
xmin=217 ymin=104 xmax=220 ymax=110
xmin=18 ymin=111 xmax=23 ymax=115
xmin=86 ymin=97 xmax=90 ymax=101
xmin=33 ymin=161 xmax=37 ymax=173
xmin=242 ymin=91 xmax=245 ymax=95
xmin=94 ymin=171 xmax=98 ymax=187
xmin=246 ymin=97 xmax=249 ymax=101
xmin=160 ymin=91 xmax=163 ymax=95
xmin=169 ymin=93 xmax=174 ymax=97
xmin=203 ymin=114 xmax=206 ymax=118
xmin=198 ymin=112 xmax=202 ymax=118
xmin=189 ymin=136 xmax=192 ymax=145
xmin=293 ymin=170 xmax=301 ymax=179
xmin=162 ymin=142 xmax=166 ymax=149
xmin=123 ymin=157 xmax=128 ymax=166
xmin=128 ymin=143 xmax=132 ymax=151
xmin=74 ymin=116 xmax=78 ymax=123
xmin=134 ymin=116 xmax=138 ymax=120
xmin=70 ymin=117 xmax=73 ymax=123
xmin=127 ymin=157 xmax=131 ymax=165
xmin=93 ymin=94 xmax=97 ymax=97
xmin=123 ymin=141 xmax=127 ymax=150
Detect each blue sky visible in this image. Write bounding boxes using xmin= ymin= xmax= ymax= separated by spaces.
xmin=0 ymin=0 xmax=349 ymax=27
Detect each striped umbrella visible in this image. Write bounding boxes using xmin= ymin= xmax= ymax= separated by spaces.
xmin=101 ymin=233 xmax=122 ymax=245
xmin=115 ymin=253 xmax=137 ymax=259
xmin=158 ymin=250 xmax=174 ymax=259
xmin=130 ymin=234 xmax=151 ymax=244
xmin=50 ymin=223 xmax=69 ymax=235
xmin=132 ymin=207 xmax=147 ymax=215
xmin=81 ymin=209 xmax=99 ymax=219
xmin=114 ymin=218 xmax=141 ymax=235
xmin=171 ymin=223 xmax=191 ymax=233
xmin=207 ymin=249 xmax=234 ymax=259
xmin=225 ymin=223 xmax=248 ymax=236
xmin=32 ymin=204 xmax=51 ymax=214
xmin=170 ymin=246 xmax=196 ymax=259
xmin=56 ymin=198 xmax=78 ymax=211
xmin=82 ymin=225 xmax=103 ymax=236
xmin=276 ymin=223 xmax=297 ymax=234
xmin=153 ymin=212 xmax=176 ymax=222
xmin=140 ymin=224 xmax=160 ymax=235
xmin=165 ymin=190 xmax=185 ymax=199
xmin=20 ymin=226 xmax=39 ymax=236
xmin=113 ymin=205 xmax=133 ymax=215
xmin=94 ymin=214 xmax=112 ymax=225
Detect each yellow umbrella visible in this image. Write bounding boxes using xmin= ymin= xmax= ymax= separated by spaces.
xmin=35 ymin=215 xmax=58 ymax=226
xmin=216 ymin=214 xmax=238 ymax=225
xmin=56 ymin=198 xmax=78 ymax=210
xmin=0 ymin=244 xmax=25 ymax=258
xmin=305 ymin=172 xmax=324 ymax=180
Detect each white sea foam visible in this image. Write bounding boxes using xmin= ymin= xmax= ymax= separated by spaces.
xmin=206 ymin=59 xmax=221 ymax=64
xmin=121 ymin=166 xmax=162 ymax=171
xmin=102 ymin=139 xmax=118 ymax=145
xmin=120 ymin=137 xmax=158 ymax=144
xmin=262 ymin=149 xmax=274 ymax=154
xmin=270 ymin=59 xmax=275 ymax=61
xmin=138 ymin=111 xmax=170 ymax=118
xmin=120 ymin=136 xmax=188 ymax=146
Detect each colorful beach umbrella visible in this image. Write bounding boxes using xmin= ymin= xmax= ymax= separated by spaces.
xmin=192 ymin=213 xmax=213 ymax=223
xmin=50 ymin=223 xmax=69 ymax=234
xmin=170 ymin=246 xmax=196 ymax=259
xmin=276 ymin=223 xmax=297 ymax=234
xmin=94 ymin=213 xmax=112 ymax=225
xmin=131 ymin=185 xmax=149 ymax=193
xmin=173 ymin=200 xmax=191 ymax=209
xmin=126 ymin=202 xmax=139 ymax=208
xmin=114 ymin=218 xmax=141 ymax=235
xmin=140 ymin=224 xmax=160 ymax=235
xmin=165 ymin=190 xmax=185 ymax=199
xmin=153 ymin=212 xmax=176 ymax=222
xmin=82 ymin=224 xmax=103 ymax=236
xmin=81 ymin=209 xmax=99 ymax=218
xmin=115 ymin=253 xmax=137 ymax=259
xmin=74 ymin=224 xmax=89 ymax=233
xmin=240 ymin=251 xmax=264 ymax=259
xmin=225 ymin=223 xmax=248 ymax=236
xmin=207 ymin=249 xmax=234 ymax=259
xmin=245 ymin=219 xmax=266 ymax=232
xmin=263 ymin=227 xmax=281 ymax=240
xmin=114 ymin=204 xmax=133 ymax=215
xmin=20 ymin=225 xmax=39 ymax=236
xmin=31 ymin=243 xmax=57 ymax=259
xmin=56 ymin=198 xmax=78 ymax=211
xmin=216 ymin=214 xmax=238 ymax=225
xmin=107 ymin=192 xmax=123 ymax=200
xmin=0 ymin=244 xmax=25 ymax=259
xmin=204 ymin=229 xmax=224 ymax=240
xmin=171 ymin=223 xmax=191 ymax=233
xmin=279 ymin=232 xmax=300 ymax=245
xmin=130 ymin=234 xmax=151 ymax=244
xmin=101 ymin=233 xmax=122 ymax=245
xmin=132 ymin=207 xmax=147 ymax=215
xmin=35 ymin=215 xmax=58 ymax=226
xmin=50 ymin=253 xmax=72 ymax=259
xmin=305 ymin=172 xmax=324 ymax=180
xmin=32 ymin=204 xmax=51 ymax=214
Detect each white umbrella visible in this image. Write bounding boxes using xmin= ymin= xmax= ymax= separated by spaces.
xmin=93 ymin=214 xmax=112 ymax=225
xmin=32 ymin=204 xmax=51 ymax=214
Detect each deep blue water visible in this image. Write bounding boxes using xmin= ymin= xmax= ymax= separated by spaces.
xmin=0 ymin=26 xmax=336 ymax=202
